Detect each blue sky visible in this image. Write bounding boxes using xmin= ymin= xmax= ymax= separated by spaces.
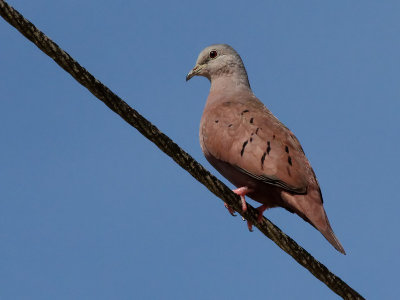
xmin=1 ymin=1 xmax=399 ymax=299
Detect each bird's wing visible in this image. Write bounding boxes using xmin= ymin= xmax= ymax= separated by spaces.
xmin=200 ymin=98 xmax=314 ymax=194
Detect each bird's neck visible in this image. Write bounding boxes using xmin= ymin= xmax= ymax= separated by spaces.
xmin=206 ymin=74 xmax=255 ymax=107
xmin=209 ymin=72 xmax=251 ymax=95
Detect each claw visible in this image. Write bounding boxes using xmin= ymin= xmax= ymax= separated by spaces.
xmin=247 ymin=221 xmax=254 ymax=232
xmin=224 ymin=202 xmax=237 ymax=216
xmin=246 ymin=205 xmax=268 ymax=232
xmin=224 ymin=187 xmax=262 ymax=233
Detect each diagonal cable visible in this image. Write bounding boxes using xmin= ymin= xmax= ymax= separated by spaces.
xmin=0 ymin=1 xmax=364 ymax=299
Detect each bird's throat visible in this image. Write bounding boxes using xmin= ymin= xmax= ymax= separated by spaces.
xmin=209 ymin=74 xmax=251 ymax=95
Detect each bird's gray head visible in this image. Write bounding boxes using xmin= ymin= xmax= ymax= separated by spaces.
xmin=186 ymin=44 xmax=250 ymax=88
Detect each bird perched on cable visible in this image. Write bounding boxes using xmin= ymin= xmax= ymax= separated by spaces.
xmin=186 ymin=44 xmax=345 ymax=254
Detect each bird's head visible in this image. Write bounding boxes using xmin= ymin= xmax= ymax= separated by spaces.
xmin=186 ymin=44 xmax=249 ymax=84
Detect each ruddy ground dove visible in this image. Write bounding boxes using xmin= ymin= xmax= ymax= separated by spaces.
xmin=186 ymin=44 xmax=345 ymax=254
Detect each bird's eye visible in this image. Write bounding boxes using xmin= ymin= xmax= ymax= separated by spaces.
xmin=209 ymin=50 xmax=217 ymax=59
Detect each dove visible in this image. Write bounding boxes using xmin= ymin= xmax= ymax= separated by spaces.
xmin=186 ymin=44 xmax=345 ymax=254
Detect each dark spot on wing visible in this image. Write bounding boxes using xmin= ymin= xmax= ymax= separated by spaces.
xmin=228 ymin=124 xmax=233 ymax=127
xmin=288 ymin=156 xmax=292 ymax=166
xmin=261 ymin=152 xmax=267 ymax=169
xmin=250 ymin=137 xmax=253 ymax=142
xmin=215 ymin=120 xmax=219 ymax=123
xmin=240 ymin=140 xmax=249 ymax=157
xmin=266 ymin=141 xmax=271 ymax=155
xmin=285 ymin=146 xmax=289 ymax=153
xmin=273 ymin=135 xmax=275 ymax=139
xmin=250 ymin=117 xmax=254 ymax=124
xmin=241 ymin=110 xmax=249 ymax=115
xmin=255 ymin=128 xmax=260 ymax=135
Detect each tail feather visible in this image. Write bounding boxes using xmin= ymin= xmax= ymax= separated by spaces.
xmin=305 ymin=208 xmax=346 ymax=254
xmin=306 ymin=214 xmax=346 ymax=255
xmin=316 ymin=207 xmax=346 ymax=255
xmin=320 ymin=226 xmax=346 ymax=255
xmin=281 ymin=190 xmax=346 ymax=254
xmin=309 ymin=207 xmax=346 ymax=254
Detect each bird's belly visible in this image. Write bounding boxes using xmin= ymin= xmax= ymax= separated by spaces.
xmin=205 ymin=153 xmax=283 ymax=209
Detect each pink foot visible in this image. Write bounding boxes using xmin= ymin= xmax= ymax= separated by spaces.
xmin=247 ymin=205 xmax=268 ymax=232
xmin=232 ymin=186 xmax=252 ymax=212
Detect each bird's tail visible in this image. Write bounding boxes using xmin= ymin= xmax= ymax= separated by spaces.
xmin=319 ymin=222 xmax=346 ymax=255
xmin=304 ymin=205 xmax=346 ymax=254
xmin=308 ymin=206 xmax=346 ymax=254
xmin=305 ymin=212 xmax=346 ymax=255
xmin=281 ymin=191 xmax=346 ymax=254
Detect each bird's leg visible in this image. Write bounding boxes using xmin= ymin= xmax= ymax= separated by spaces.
xmin=224 ymin=186 xmax=253 ymax=220
xmin=232 ymin=186 xmax=252 ymax=212
xmin=247 ymin=204 xmax=268 ymax=232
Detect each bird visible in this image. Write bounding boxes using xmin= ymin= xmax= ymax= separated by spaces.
xmin=186 ymin=44 xmax=345 ymax=254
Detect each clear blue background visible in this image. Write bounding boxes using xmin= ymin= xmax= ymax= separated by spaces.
xmin=1 ymin=1 xmax=399 ymax=299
